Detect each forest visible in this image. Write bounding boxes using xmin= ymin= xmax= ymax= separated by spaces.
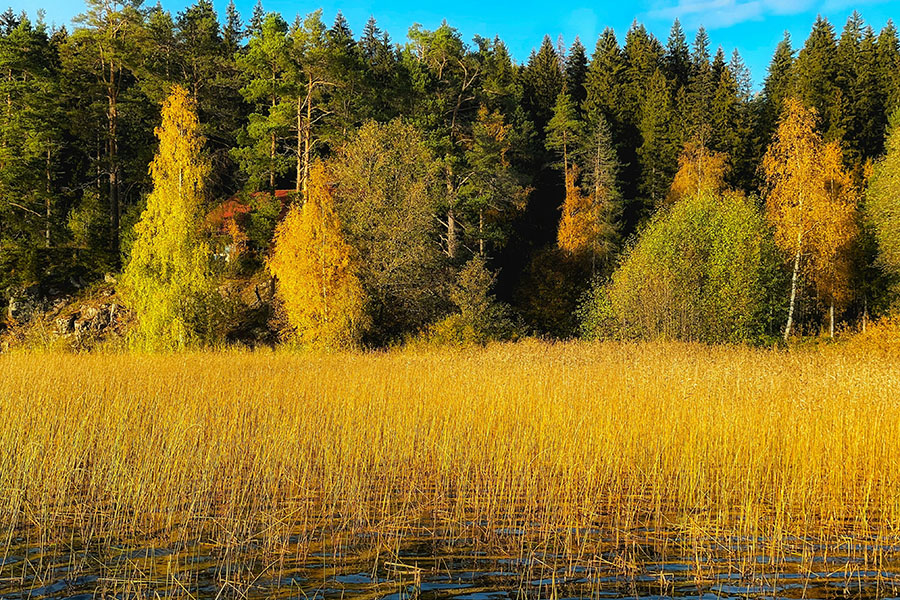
xmin=3 ymin=0 xmax=900 ymax=349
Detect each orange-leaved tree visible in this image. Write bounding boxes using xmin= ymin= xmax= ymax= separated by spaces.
xmin=763 ymin=98 xmax=858 ymax=341
xmin=667 ymin=139 xmax=729 ymax=206
xmin=268 ymin=162 xmax=368 ymax=348
xmin=120 ymin=85 xmax=214 ymax=350
xmin=557 ymin=112 xmax=621 ymax=275
xmin=557 ymin=165 xmax=595 ymax=255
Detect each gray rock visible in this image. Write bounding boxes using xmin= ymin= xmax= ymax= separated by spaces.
xmin=6 ymin=285 xmax=41 ymax=323
xmin=55 ymin=314 xmax=77 ymax=335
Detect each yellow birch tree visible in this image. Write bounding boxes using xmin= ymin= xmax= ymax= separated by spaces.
xmin=268 ymin=162 xmax=368 ymax=348
xmin=667 ymin=140 xmax=729 ymax=206
xmin=809 ymin=141 xmax=858 ymax=337
xmin=763 ymin=98 xmax=858 ymax=341
xmin=120 ymin=85 xmax=214 ymax=350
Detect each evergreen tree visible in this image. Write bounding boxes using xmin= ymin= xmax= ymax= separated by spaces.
xmin=247 ymin=0 xmax=264 ymax=36
xmin=584 ymin=28 xmax=625 ymax=136
xmin=638 ymin=69 xmax=676 ymax=209
xmin=233 ymin=11 xmax=292 ymax=191
xmin=686 ymin=27 xmax=714 ymax=138
xmin=521 ymin=35 xmax=563 ymax=132
xmin=565 ymin=37 xmax=588 ymax=108
xmin=461 ymin=106 xmax=529 ymax=257
xmin=876 ymin=21 xmax=900 ymax=114
xmin=793 ymin=17 xmax=841 ymax=142
xmin=67 ymin=0 xmax=149 ymax=259
xmin=223 ymin=0 xmax=242 ymax=53
xmin=545 ymin=90 xmax=581 ymax=175
xmin=664 ymin=19 xmax=690 ymax=89
xmin=0 ymin=17 xmax=65 ymax=249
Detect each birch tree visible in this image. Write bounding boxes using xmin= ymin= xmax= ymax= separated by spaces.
xmin=763 ymin=98 xmax=858 ymax=341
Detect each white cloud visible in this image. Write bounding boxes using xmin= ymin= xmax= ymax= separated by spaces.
xmin=644 ymin=0 xmax=820 ymax=29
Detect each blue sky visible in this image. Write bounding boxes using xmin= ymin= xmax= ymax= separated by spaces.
xmin=11 ymin=0 xmax=898 ymax=89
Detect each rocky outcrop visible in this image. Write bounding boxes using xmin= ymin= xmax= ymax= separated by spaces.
xmin=2 ymin=283 xmax=131 ymax=351
xmin=6 ymin=285 xmax=43 ymax=324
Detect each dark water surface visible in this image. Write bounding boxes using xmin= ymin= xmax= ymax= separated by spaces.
xmin=3 ymin=529 xmax=900 ymax=600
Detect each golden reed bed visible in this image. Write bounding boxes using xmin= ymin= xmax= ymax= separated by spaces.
xmin=1 ymin=341 xmax=899 ymax=595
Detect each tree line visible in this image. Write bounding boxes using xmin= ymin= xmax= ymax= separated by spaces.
xmin=2 ymin=0 xmax=900 ymax=347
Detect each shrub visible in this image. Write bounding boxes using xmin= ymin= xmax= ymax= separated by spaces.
xmin=581 ymin=191 xmax=784 ymax=343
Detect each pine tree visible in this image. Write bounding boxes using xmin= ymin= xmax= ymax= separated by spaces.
xmin=461 ymin=106 xmax=529 ymax=256
xmin=475 ymin=36 xmax=519 ymax=115
xmin=0 ymin=16 xmax=64 ymax=248
xmin=69 ymin=0 xmax=149 ymax=259
xmin=120 ymin=86 xmax=214 ymax=350
xmin=233 ymin=11 xmax=292 ymax=191
xmin=268 ymin=162 xmax=367 ymax=348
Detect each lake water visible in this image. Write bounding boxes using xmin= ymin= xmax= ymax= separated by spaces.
xmin=3 ymin=526 xmax=899 ymax=599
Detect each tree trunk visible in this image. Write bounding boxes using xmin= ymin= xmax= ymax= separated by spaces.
xmin=45 ymin=146 xmax=51 ymax=248
xmin=108 ymin=92 xmax=120 ymax=261
xmin=446 ymin=170 xmax=457 ymax=259
xmin=447 ymin=206 xmax=458 ymax=260
xmin=303 ymin=79 xmax=312 ymax=205
xmin=829 ymin=301 xmax=834 ymax=339
xmin=296 ymin=94 xmax=302 ymax=196
xmin=478 ymin=209 xmax=484 ymax=256
xmin=269 ymin=131 xmax=276 ymax=191
xmin=783 ymin=241 xmax=802 ymax=343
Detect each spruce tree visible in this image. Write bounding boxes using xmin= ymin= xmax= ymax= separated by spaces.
xmin=664 ymin=19 xmax=690 ymax=89
xmin=638 ymin=69 xmax=676 ymax=209
xmin=565 ymin=37 xmax=588 ymax=108
xmin=876 ymin=22 xmax=900 ymax=119
xmin=584 ymin=28 xmax=624 ymax=133
xmin=521 ymin=35 xmax=563 ymax=132
xmin=686 ymin=27 xmax=714 ymax=138
xmin=794 ymin=16 xmax=841 ymax=142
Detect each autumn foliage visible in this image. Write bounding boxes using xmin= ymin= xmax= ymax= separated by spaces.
xmin=763 ymin=98 xmax=858 ymax=340
xmin=667 ymin=140 xmax=729 ymax=206
xmin=120 ymin=85 xmax=215 ymax=350
xmin=268 ymin=162 xmax=368 ymax=348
